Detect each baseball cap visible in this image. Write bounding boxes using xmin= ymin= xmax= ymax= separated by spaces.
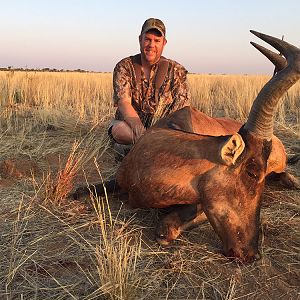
xmin=141 ymin=18 xmax=166 ymax=37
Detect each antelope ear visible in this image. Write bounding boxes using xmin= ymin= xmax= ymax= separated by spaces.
xmin=220 ymin=134 xmax=245 ymax=165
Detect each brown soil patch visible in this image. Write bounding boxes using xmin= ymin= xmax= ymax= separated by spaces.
xmin=0 ymin=158 xmax=41 ymax=181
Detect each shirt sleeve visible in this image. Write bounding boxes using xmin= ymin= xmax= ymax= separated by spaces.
xmin=113 ymin=59 xmax=132 ymax=106
xmin=170 ymin=63 xmax=191 ymax=112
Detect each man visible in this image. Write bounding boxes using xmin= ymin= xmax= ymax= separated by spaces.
xmin=109 ymin=18 xmax=190 ymax=157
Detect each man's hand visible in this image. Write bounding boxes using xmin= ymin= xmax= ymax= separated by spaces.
xmin=117 ymin=99 xmax=145 ymax=143
xmin=124 ymin=117 xmax=146 ymax=143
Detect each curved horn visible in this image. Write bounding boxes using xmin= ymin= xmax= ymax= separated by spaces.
xmin=244 ymin=30 xmax=300 ymax=140
xmin=250 ymin=42 xmax=287 ymax=72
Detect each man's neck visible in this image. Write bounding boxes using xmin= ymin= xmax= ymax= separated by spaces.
xmin=141 ymin=55 xmax=160 ymax=69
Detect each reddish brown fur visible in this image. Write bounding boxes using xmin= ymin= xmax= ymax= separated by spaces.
xmin=118 ymin=128 xmax=222 ymax=208
xmin=116 ymin=125 xmax=271 ymax=262
xmin=198 ymin=130 xmax=271 ymax=260
xmin=154 ymin=106 xmax=287 ymax=176
xmin=156 ymin=204 xmax=207 ymax=246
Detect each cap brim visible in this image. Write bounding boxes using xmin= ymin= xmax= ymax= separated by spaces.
xmin=141 ymin=25 xmax=165 ymax=37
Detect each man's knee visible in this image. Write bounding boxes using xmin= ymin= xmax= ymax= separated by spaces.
xmin=111 ymin=121 xmax=133 ymax=144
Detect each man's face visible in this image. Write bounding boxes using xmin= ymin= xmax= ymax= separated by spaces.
xmin=139 ymin=30 xmax=167 ymax=65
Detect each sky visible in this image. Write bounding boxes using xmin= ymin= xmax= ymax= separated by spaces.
xmin=1 ymin=0 xmax=299 ymax=74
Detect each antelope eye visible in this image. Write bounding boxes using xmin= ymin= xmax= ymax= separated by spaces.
xmin=247 ymin=170 xmax=258 ymax=180
xmin=245 ymin=160 xmax=261 ymax=181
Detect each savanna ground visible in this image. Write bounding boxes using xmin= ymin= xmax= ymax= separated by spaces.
xmin=0 ymin=71 xmax=299 ymax=300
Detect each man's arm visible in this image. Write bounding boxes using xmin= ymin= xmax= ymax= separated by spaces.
xmin=117 ymin=98 xmax=139 ymax=119
xmin=113 ymin=60 xmax=145 ymax=143
xmin=118 ymin=98 xmax=145 ymax=143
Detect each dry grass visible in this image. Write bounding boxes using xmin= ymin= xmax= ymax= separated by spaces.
xmin=37 ymin=141 xmax=87 ymax=206
xmin=0 ymin=71 xmax=113 ymax=133
xmin=0 ymin=70 xmax=299 ymax=299
xmin=1 ymin=71 xmax=299 ymax=134
xmin=188 ymin=74 xmax=300 ymax=131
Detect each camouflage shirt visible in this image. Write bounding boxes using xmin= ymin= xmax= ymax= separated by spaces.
xmin=113 ymin=55 xmax=190 ymax=128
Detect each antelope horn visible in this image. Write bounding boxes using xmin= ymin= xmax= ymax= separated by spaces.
xmin=250 ymin=42 xmax=287 ymax=72
xmin=244 ymin=30 xmax=300 ymax=140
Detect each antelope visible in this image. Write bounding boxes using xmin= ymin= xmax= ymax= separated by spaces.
xmin=115 ymin=31 xmax=300 ymax=262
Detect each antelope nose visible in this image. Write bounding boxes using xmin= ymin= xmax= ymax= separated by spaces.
xmin=226 ymin=248 xmax=261 ymax=264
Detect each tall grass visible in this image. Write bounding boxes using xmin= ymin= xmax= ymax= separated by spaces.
xmin=0 ymin=71 xmax=113 ymax=132
xmin=1 ymin=70 xmax=299 ymax=134
xmin=189 ymin=74 xmax=300 ymax=127
xmin=92 ymin=192 xmax=142 ymax=300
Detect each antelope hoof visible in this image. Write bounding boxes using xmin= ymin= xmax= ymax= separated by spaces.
xmin=155 ymin=222 xmax=181 ymax=246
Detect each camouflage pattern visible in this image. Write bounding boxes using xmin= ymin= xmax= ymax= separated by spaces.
xmin=141 ymin=18 xmax=166 ymax=37
xmin=113 ymin=56 xmax=190 ymax=128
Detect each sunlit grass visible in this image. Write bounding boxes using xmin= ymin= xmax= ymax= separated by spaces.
xmin=0 ymin=71 xmax=113 ymax=132
xmin=0 ymin=70 xmax=299 ymax=299
xmin=1 ymin=71 xmax=299 ymax=134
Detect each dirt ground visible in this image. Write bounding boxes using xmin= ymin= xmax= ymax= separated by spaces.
xmin=0 ymin=124 xmax=299 ymax=300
